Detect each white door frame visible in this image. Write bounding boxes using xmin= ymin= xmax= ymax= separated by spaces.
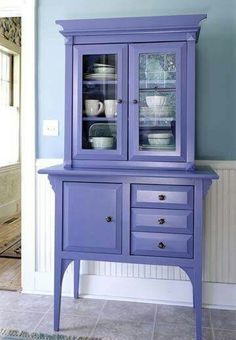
xmin=0 ymin=0 xmax=36 ymax=292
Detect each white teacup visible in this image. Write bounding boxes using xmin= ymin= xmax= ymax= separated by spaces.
xmin=85 ymin=100 xmax=104 ymax=117
xmin=104 ymin=100 xmax=117 ymax=118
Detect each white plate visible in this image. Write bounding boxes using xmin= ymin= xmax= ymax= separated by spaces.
xmin=140 ymin=144 xmax=175 ymax=150
xmin=93 ymin=63 xmax=115 ymax=68
xmin=84 ymin=73 xmax=117 ymax=80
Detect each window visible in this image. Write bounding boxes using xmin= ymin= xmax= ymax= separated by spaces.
xmin=0 ymin=50 xmax=13 ymax=105
xmin=0 ymin=49 xmax=20 ymax=167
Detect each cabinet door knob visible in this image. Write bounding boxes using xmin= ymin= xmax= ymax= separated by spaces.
xmin=158 ymin=194 xmax=166 ymax=201
xmin=158 ymin=218 xmax=165 ymax=225
xmin=117 ymin=99 xmax=122 ymax=104
xmin=158 ymin=242 xmax=166 ymax=249
xmin=133 ymin=99 xmax=138 ymax=104
xmin=105 ymin=216 xmax=112 ymax=222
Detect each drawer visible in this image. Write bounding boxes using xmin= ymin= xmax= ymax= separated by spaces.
xmin=131 ymin=184 xmax=193 ymax=209
xmin=131 ymin=232 xmax=193 ymax=258
xmin=63 ymin=182 xmax=122 ymax=254
xmin=131 ymin=208 xmax=193 ymax=234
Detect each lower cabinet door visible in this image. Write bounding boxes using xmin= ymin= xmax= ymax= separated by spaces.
xmin=131 ymin=232 xmax=193 ymax=258
xmin=63 ymin=182 xmax=122 ymax=254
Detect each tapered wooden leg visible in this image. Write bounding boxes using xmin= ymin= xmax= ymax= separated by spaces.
xmin=74 ymin=260 xmax=80 ymax=299
xmin=194 ymin=267 xmax=202 ymax=340
xmin=54 ymin=257 xmax=62 ymax=331
xmin=54 ymin=258 xmax=72 ymax=331
xmin=193 ymin=287 xmax=196 ymax=309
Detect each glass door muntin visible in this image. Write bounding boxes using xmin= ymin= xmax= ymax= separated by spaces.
xmin=73 ymin=44 xmax=127 ymax=160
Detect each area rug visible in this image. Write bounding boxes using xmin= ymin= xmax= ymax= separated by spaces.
xmin=0 ymin=217 xmax=21 ymax=259
xmin=0 ymin=329 xmax=103 ymax=340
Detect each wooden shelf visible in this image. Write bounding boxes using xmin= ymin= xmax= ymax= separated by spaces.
xmin=83 ymin=80 xmax=117 ymax=85
xmin=83 ymin=116 xmax=117 ymax=122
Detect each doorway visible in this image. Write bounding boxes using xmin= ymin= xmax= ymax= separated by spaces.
xmin=0 ymin=0 xmax=36 ymax=294
xmin=0 ymin=17 xmax=21 ymax=291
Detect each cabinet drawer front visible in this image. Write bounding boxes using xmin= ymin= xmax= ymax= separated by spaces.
xmin=131 ymin=208 xmax=193 ymax=234
xmin=131 ymin=232 xmax=193 ymax=258
xmin=131 ymin=184 xmax=193 ymax=209
xmin=63 ymin=182 xmax=122 ymax=254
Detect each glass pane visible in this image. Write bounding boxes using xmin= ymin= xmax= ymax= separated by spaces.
xmin=0 ymin=51 xmax=12 ymax=106
xmin=138 ymin=52 xmax=176 ymax=152
xmin=82 ymin=54 xmax=118 ymax=150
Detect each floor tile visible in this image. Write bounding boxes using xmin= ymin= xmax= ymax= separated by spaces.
xmin=153 ymin=322 xmax=213 ymax=340
xmin=92 ymin=318 xmax=153 ymax=340
xmin=35 ymin=311 xmax=98 ymax=337
xmin=214 ymin=329 xmax=236 ymax=340
xmin=50 ymin=297 xmax=106 ymax=317
xmin=0 ymin=291 xmax=52 ymax=313
xmin=100 ymin=300 xmax=156 ymax=323
xmin=156 ymin=305 xmax=211 ymax=328
xmin=0 ymin=310 xmax=44 ymax=332
xmin=211 ymin=309 xmax=236 ymax=330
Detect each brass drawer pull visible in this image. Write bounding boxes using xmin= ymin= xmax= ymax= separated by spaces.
xmin=158 ymin=194 xmax=166 ymax=201
xmin=105 ymin=216 xmax=112 ymax=222
xmin=158 ymin=218 xmax=165 ymax=225
xmin=158 ymin=242 xmax=166 ymax=249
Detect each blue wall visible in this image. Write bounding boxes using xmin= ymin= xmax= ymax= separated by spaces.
xmin=37 ymin=0 xmax=236 ymax=160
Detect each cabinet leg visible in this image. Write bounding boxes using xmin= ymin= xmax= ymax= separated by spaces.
xmin=74 ymin=260 xmax=80 ymax=299
xmin=194 ymin=269 xmax=202 ymax=340
xmin=54 ymin=258 xmax=72 ymax=331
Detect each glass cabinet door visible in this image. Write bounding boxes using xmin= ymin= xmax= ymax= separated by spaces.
xmin=73 ymin=44 xmax=127 ymax=160
xmin=129 ymin=42 xmax=187 ymax=162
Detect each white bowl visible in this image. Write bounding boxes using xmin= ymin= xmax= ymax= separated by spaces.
xmin=90 ymin=137 xmax=114 ymax=149
xmin=146 ymin=95 xmax=167 ymax=107
xmin=140 ymin=106 xmax=174 ymax=118
xmin=94 ymin=66 xmax=115 ymax=74
xmin=147 ymin=133 xmax=172 ymax=146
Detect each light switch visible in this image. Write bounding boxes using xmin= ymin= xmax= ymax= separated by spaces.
xmin=43 ymin=120 xmax=59 ymax=136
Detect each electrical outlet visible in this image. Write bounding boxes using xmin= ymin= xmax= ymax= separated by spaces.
xmin=43 ymin=120 xmax=59 ymax=136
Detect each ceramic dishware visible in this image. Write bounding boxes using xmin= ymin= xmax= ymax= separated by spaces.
xmin=94 ymin=66 xmax=115 ymax=74
xmin=85 ymin=100 xmax=104 ymax=117
xmin=89 ymin=136 xmax=114 ymax=149
xmin=146 ymin=95 xmax=167 ymax=107
xmin=104 ymin=100 xmax=117 ymax=118
xmin=147 ymin=132 xmax=173 ymax=146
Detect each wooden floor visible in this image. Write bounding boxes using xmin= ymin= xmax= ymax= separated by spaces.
xmin=0 ymin=215 xmax=21 ymax=291
xmin=0 ymin=257 xmax=21 ymax=291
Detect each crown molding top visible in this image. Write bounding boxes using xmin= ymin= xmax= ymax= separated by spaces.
xmin=56 ymin=14 xmax=207 ymax=42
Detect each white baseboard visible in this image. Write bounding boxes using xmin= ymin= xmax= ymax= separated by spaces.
xmin=0 ymin=199 xmax=20 ymax=223
xmin=23 ymin=272 xmax=236 ymax=310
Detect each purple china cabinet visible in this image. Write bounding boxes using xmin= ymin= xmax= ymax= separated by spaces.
xmin=39 ymin=15 xmax=218 ymax=340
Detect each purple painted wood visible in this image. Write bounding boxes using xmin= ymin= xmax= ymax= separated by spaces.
xmin=63 ymin=182 xmax=122 ymax=253
xmin=55 ymin=14 xmax=207 ymax=170
xmin=131 ymin=208 xmax=193 ymax=234
xmin=56 ymin=15 xmax=207 ymax=42
xmin=74 ymin=260 xmax=80 ymax=299
xmin=131 ymin=184 xmax=193 ymax=209
xmin=131 ymin=232 xmax=193 ymax=258
xmin=38 ymin=15 xmax=220 ymax=340
xmin=63 ymin=38 xmax=73 ymax=168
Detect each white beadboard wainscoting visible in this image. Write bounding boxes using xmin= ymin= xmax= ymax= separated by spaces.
xmin=33 ymin=159 xmax=236 ymax=309
xmin=0 ymin=163 xmax=21 ymax=223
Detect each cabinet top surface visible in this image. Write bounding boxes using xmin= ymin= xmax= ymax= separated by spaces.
xmin=56 ymin=14 xmax=207 ymax=38
xmin=39 ymin=164 xmax=218 ymax=180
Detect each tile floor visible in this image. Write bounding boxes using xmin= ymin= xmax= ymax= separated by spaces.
xmin=0 ymin=290 xmax=235 ymax=339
